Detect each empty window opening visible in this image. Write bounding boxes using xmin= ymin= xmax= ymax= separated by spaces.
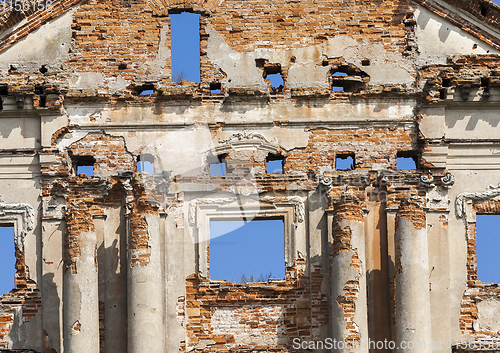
xmin=336 ymin=153 xmax=355 ymax=170
xmin=0 ymin=225 xmax=16 ymax=295
xmin=476 ymin=215 xmax=500 ymax=283
xmin=74 ymin=156 xmax=95 ymax=177
xmin=170 ymin=12 xmax=201 ymax=83
xmin=442 ymin=78 xmax=451 ymax=87
xmin=361 ymin=59 xmax=370 ymax=66
xmin=255 ymin=58 xmax=267 ymax=68
xmin=210 ymin=82 xmax=221 ymax=94
xmin=480 ymin=3 xmax=489 ymax=17
xmin=263 ymin=63 xmax=284 ymax=94
xmin=0 ymin=85 xmax=8 ymax=96
xmin=208 ymin=154 xmax=227 ymax=176
xmin=39 ymin=95 xmax=46 ymax=107
xmin=481 ymin=77 xmax=490 ymax=92
xmin=209 ymin=219 xmax=285 ymax=283
xmin=39 ymin=65 xmax=48 ymax=74
xmin=396 ymin=151 xmax=418 ymax=170
xmin=330 ymin=65 xmax=369 ymax=92
xmin=266 ymin=155 xmax=284 ymax=174
xmin=135 ymin=84 xmax=155 ymax=96
xmin=137 ymin=154 xmax=154 ymax=174
xmin=118 ymin=63 xmax=127 ymax=70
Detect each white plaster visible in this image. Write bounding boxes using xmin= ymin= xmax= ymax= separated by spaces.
xmin=415 ymin=6 xmax=499 ymax=65
xmin=0 ymin=8 xmax=78 ymax=69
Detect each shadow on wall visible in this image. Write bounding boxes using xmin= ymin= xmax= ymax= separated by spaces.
xmin=41 ymin=272 xmax=59 ymax=353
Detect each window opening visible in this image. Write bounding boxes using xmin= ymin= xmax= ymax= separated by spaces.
xmin=209 ymin=219 xmax=285 ymax=283
xmin=263 ymin=63 xmax=284 ymax=94
xmin=476 ymin=215 xmax=500 ymax=283
xmin=266 ymin=155 xmax=284 ymax=174
xmin=170 ymin=12 xmax=201 ymax=83
xmin=336 ymin=153 xmax=355 ymax=170
xmin=209 ymin=154 xmax=227 ymax=176
xmin=137 ymin=154 xmax=154 ymax=174
xmin=0 ymin=225 xmax=15 ymax=295
xmin=74 ymin=156 xmax=95 ymax=177
xmin=396 ymin=151 xmax=417 ymax=170
xmin=210 ymin=82 xmax=221 ymax=94
xmin=330 ymin=65 xmax=369 ymax=92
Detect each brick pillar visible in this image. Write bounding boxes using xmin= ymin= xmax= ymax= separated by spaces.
xmin=331 ymin=200 xmax=369 ymax=353
xmin=395 ymin=198 xmax=432 ymax=353
xmin=63 ymin=204 xmax=99 ymax=353
xmin=127 ymin=201 xmax=165 ymax=353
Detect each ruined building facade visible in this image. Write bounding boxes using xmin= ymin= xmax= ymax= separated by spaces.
xmin=0 ymin=0 xmax=500 ymax=351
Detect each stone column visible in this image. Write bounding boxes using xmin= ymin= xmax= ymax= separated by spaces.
xmin=395 ymin=198 xmax=432 ymax=353
xmin=127 ymin=201 xmax=165 ymax=353
xmin=63 ymin=205 xmax=99 ymax=353
xmin=331 ymin=200 xmax=369 ymax=353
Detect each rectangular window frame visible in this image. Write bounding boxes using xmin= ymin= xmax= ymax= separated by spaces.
xmin=189 ymin=195 xmax=305 ymax=282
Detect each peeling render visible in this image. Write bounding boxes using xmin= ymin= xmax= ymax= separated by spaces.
xmin=0 ymin=0 xmax=500 ymax=352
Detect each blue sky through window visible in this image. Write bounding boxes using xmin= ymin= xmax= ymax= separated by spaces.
xmin=170 ymin=12 xmax=200 ymax=83
xmin=397 ymin=157 xmax=416 ymax=170
xmin=0 ymin=226 xmax=15 ymax=295
xmin=76 ymin=165 xmax=93 ymax=176
xmin=336 ymin=155 xmax=354 ymax=170
xmin=209 ymin=220 xmax=285 ymax=283
xmin=476 ymin=215 xmax=500 ymax=283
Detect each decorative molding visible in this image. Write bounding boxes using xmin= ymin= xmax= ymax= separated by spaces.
xmin=260 ymin=196 xmax=305 ymax=223
xmin=189 ymin=195 xmax=305 ymax=225
xmin=440 ymin=173 xmax=455 ymax=188
xmin=455 ymin=183 xmax=500 ymax=218
xmin=419 ymin=174 xmax=435 ymax=188
xmin=317 ymin=174 xmax=333 ymax=192
xmin=218 ymin=131 xmax=273 ymax=145
xmin=188 ymin=202 xmax=196 ymax=227
xmin=0 ymin=195 xmax=35 ymax=250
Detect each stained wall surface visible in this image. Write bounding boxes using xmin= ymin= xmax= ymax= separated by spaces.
xmin=0 ymin=0 xmax=499 ymax=352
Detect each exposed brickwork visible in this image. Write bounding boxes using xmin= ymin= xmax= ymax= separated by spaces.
xmin=395 ymin=198 xmax=426 ymax=231
xmin=128 ymin=178 xmax=160 ymax=268
xmin=460 ymin=200 xmax=500 ymax=337
xmin=332 ymin=200 xmax=364 ymax=348
xmin=420 ymin=55 xmax=500 ymax=105
xmin=64 ymin=203 xmax=95 ymax=274
xmin=0 ymin=237 xmax=41 ymax=350
xmin=68 ymin=132 xmax=135 ymax=175
xmin=182 ymin=255 xmax=329 ymax=352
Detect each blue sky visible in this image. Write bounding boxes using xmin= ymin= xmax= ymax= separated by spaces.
xmin=210 ymin=220 xmax=285 ymax=283
xmin=0 ymin=226 xmax=15 ymax=295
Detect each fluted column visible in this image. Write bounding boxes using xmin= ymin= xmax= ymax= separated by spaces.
xmin=331 ymin=199 xmax=369 ymax=353
xmin=395 ymin=198 xmax=432 ymax=353
xmin=63 ymin=204 xmax=99 ymax=353
xmin=127 ymin=201 xmax=165 ymax=353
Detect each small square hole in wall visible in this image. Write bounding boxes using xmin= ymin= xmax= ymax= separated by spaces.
xmin=209 ymin=219 xmax=285 ymax=283
xmin=336 ymin=153 xmax=355 ymax=170
xmin=476 ymin=214 xmax=500 ymax=283
xmin=0 ymin=225 xmax=16 ymax=295
xmin=137 ymin=154 xmax=154 ymax=174
xmin=74 ymin=156 xmax=95 ymax=177
xmin=209 ymin=155 xmax=227 ymax=176
xmin=266 ymin=155 xmax=284 ymax=174
xmin=396 ymin=151 xmax=417 ymax=170
xmin=210 ymin=82 xmax=221 ymax=94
